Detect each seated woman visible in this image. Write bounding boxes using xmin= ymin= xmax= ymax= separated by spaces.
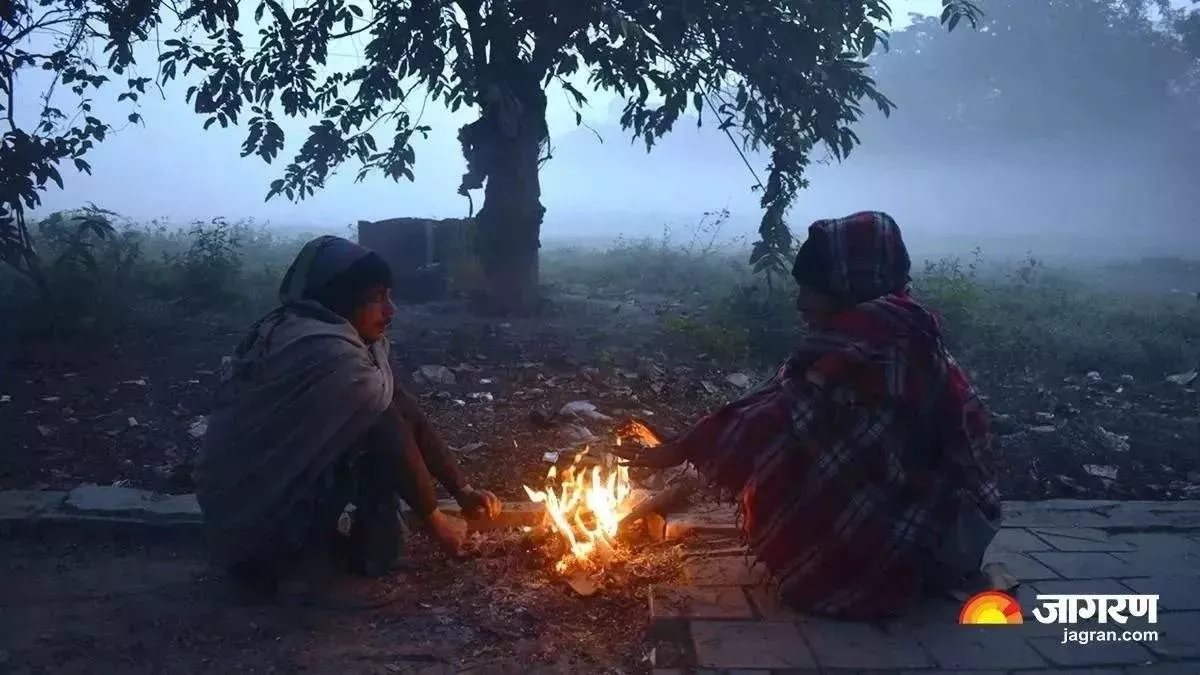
xmin=195 ymin=235 xmax=501 ymax=609
xmin=616 ymin=212 xmax=1001 ymax=620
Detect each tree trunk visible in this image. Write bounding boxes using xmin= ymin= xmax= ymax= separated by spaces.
xmin=468 ymin=68 xmax=548 ymax=317
xmin=473 ymin=131 xmax=544 ymax=316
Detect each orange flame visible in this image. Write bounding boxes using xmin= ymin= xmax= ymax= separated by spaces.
xmin=523 ymin=449 xmax=633 ymax=573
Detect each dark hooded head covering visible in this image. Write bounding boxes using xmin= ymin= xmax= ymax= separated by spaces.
xmin=277 ymin=235 xmax=392 ymax=319
xmin=791 ymin=211 xmax=911 ymax=306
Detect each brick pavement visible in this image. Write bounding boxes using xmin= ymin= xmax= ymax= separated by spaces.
xmin=648 ymin=500 xmax=1200 ymax=674
xmin=3 ymin=488 xmax=1199 ymax=673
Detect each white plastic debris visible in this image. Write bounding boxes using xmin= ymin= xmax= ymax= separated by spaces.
xmin=1097 ymin=426 xmax=1130 ymax=453
xmin=559 ymin=400 xmax=611 ymax=422
xmin=1166 ymin=370 xmax=1198 ymax=387
xmin=1083 ymin=464 xmax=1119 ymax=481
xmin=187 ymin=416 xmax=209 ymax=439
xmin=414 ymin=365 xmax=457 ymax=387
xmin=725 ymin=373 xmax=752 ymax=389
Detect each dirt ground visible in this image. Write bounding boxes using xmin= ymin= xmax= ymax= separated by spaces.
xmin=0 ymin=523 xmax=683 ymax=674
xmin=1 ymin=292 xmax=1198 ymax=501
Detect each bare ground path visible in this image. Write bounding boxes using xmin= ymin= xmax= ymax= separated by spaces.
xmin=1 ymin=294 xmax=1197 ymax=503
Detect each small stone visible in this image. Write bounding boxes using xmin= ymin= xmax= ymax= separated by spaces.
xmin=1086 ymin=371 xmax=1102 ymax=382
xmin=1030 ymin=425 xmax=1057 ymax=433
xmin=1034 ymin=411 xmax=1055 ymax=422
xmin=414 ymin=365 xmax=456 ymax=386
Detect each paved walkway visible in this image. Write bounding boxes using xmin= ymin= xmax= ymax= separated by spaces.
xmin=3 ymin=488 xmax=1200 ymax=673
xmin=651 ymin=500 xmax=1200 ymax=673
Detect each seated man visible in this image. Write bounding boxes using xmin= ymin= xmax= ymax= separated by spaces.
xmin=616 ymin=212 xmax=1001 ymax=620
xmin=195 ymin=235 xmax=501 ymax=609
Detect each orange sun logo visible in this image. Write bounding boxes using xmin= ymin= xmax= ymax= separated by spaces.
xmin=958 ymin=590 xmax=1024 ymax=625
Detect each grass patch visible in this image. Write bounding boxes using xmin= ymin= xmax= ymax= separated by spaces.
xmin=0 ymin=209 xmax=312 ymax=340
xmin=3 ymin=208 xmax=1196 ymax=383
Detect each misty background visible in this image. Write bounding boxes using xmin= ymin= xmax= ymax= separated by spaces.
xmin=18 ymin=0 xmax=1200 ymax=261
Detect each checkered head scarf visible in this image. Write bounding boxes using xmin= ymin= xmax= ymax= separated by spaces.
xmin=791 ymin=211 xmax=912 ymax=306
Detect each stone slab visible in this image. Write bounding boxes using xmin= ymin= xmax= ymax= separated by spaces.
xmin=992 ymin=528 xmax=1055 ymax=552
xmin=649 ymin=586 xmax=754 ymax=621
xmin=1030 ymin=552 xmax=1139 ymax=579
xmin=689 ymin=620 xmax=816 ymax=670
xmin=984 ymin=550 xmax=1064 ymax=581
xmin=64 ymin=485 xmax=200 ymax=519
xmin=1142 ymin=610 xmax=1200 ymax=659
xmin=1122 ymin=577 xmax=1200 ymax=611
xmin=1031 ymin=527 xmax=1139 ymax=552
xmin=1027 ymin=632 xmax=1156 ymax=667
xmin=683 ymin=556 xmax=768 ymax=587
xmin=911 ymin=625 xmax=1048 ymax=670
xmin=799 ymin=617 xmax=935 ymax=670
xmin=0 ymin=490 xmax=67 ymax=518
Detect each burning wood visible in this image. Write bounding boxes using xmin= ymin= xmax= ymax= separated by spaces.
xmin=523 ymin=449 xmax=634 ymax=574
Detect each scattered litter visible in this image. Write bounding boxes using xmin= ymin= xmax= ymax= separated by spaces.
xmin=41 ymin=396 xmax=60 ymax=403
xmin=1085 ymin=371 xmax=1102 ymax=382
xmin=187 ymin=416 xmax=209 ymax=439
xmin=1083 ymin=464 xmax=1119 ymax=482
xmin=479 ymin=378 xmax=494 ymax=385
xmin=1096 ymin=426 xmax=1130 ymax=453
xmin=559 ymin=400 xmax=611 ymax=422
xmin=700 ymin=381 xmax=720 ymax=395
xmin=457 ymin=442 xmax=486 ymax=454
xmin=414 ymin=365 xmax=457 ymax=387
xmin=126 ymin=417 xmax=140 ymax=429
xmin=1030 ymin=425 xmax=1057 ymax=433
xmin=36 ymin=424 xmax=55 ymax=437
xmin=1034 ymin=411 xmax=1055 ymax=422
xmin=543 ymin=452 xmax=559 ymax=463
xmin=560 ymin=423 xmax=597 ymax=443
xmin=1167 ymin=370 xmax=1198 ymax=387
xmin=467 ymin=392 xmax=494 ymax=402
xmin=725 ymin=373 xmax=751 ymax=389
xmin=122 ymin=378 xmax=148 ymax=386
xmin=452 ymin=399 xmax=466 ymax=407
xmin=0 ymin=395 xmax=9 ymax=403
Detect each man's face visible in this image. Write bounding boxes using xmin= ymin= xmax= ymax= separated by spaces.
xmin=350 ymin=284 xmax=395 ymax=342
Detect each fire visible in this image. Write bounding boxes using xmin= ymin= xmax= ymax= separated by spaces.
xmin=523 ymin=449 xmax=634 ymax=573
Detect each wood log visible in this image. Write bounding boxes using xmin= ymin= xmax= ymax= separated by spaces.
xmin=618 ymin=478 xmax=699 ymax=527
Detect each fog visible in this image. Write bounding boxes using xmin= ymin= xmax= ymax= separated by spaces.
xmin=19 ymin=0 xmax=1200 ymax=261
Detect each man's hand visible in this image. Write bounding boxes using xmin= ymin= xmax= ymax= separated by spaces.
xmin=457 ymin=486 xmax=502 ymax=521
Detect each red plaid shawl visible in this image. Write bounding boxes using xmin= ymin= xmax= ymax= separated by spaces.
xmin=680 ymin=292 xmax=1000 ymax=619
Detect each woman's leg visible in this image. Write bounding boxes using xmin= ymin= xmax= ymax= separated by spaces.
xmin=928 ymin=498 xmax=1001 ymax=592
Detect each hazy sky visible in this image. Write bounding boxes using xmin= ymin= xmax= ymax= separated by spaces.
xmin=16 ymin=0 xmax=1200 ymax=257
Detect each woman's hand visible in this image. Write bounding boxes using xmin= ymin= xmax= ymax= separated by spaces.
xmin=456 ymin=486 xmax=502 ymax=521
xmin=611 ymin=439 xmax=687 ymax=469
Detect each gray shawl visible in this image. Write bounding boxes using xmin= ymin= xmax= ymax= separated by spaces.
xmin=195 ymin=235 xmax=395 ymax=566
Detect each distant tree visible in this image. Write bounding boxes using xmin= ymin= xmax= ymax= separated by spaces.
xmin=0 ymin=0 xmax=154 ymax=291
xmin=4 ymin=0 xmax=983 ymax=313
xmin=857 ymin=0 xmax=1200 ymax=155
